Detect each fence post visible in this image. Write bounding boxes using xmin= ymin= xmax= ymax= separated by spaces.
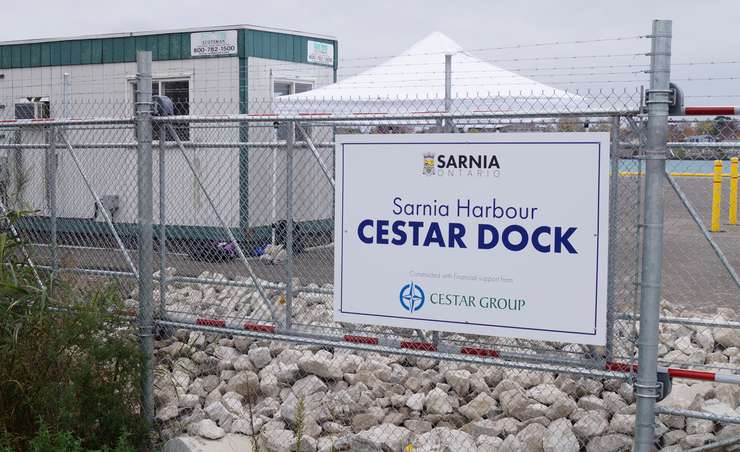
xmin=444 ymin=53 xmax=452 ymax=132
xmin=605 ymin=115 xmax=620 ymax=362
xmin=634 ymin=19 xmax=672 ymax=452
xmin=730 ymin=156 xmax=738 ymax=225
xmin=159 ymin=138 xmax=167 ymax=315
xmin=285 ymin=120 xmax=294 ymax=330
xmin=47 ymin=126 xmax=58 ymax=280
xmin=135 ymin=50 xmax=154 ymax=432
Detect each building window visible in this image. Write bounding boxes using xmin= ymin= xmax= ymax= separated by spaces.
xmin=273 ymin=81 xmax=312 ymax=141
xmin=15 ymin=97 xmax=50 ymax=119
xmin=134 ymin=79 xmax=190 ymax=141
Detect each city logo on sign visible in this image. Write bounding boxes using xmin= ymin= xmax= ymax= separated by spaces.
xmin=399 ymin=282 xmax=425 ymax=313
xmin=421 ymin=152 xmax=501 ymax=177
xmin=423 ymin=152 xmax=435 ymax=175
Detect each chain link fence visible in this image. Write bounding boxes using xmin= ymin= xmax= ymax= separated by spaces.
xmin=1 ymin=38 xmax=738 ymax=451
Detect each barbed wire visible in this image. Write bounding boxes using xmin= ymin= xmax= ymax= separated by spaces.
xmin=332 ymin=35 xmax=649 ymax=62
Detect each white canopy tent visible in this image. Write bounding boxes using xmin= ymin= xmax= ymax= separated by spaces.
xmin=273 ymin=32 xmax=585 ymax=117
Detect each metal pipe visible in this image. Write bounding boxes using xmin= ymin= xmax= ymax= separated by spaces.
xmin=605 ymin=115 xmax=620 ymax=362
xmin=684 ymin=435 xmax=740 ymax=452
xmin=0 ymin=141 xmax=336 ymax=150
xmin=731 ymin=157 xmax=738 ymax=225
xmin=655 ymin=406 xmax=740 ymax=424
xmin=158 ymin=138 xmax=166 ymax=318
xmin=155 ymin=319 xmax=632 ymax=381
xmin=47 ymin=127 xmax=58 ymax=280
xmin=444 ymin=53 xmax=453 ymax=132
xmin=618 ymin=313 xmax=740 ymax=330
xmin=150 ymin=109 xmax=641 ymax=124
xmin=135 ymin=50 xmax=155 ymax=431
xmin=285 ymin=121 xmax=294 ymax=330
xmin=633 ymin=19 xmax=672 ymax=452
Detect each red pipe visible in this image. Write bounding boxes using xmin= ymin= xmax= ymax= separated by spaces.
xmin=683 ymin=106 xmax=738 ymax=116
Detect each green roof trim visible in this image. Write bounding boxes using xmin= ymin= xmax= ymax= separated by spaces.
xmin=0 ymin=28 xmax=337 ymax=69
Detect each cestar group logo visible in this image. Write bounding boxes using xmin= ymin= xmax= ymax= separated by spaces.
xmin=399 ymin=282 xmax=425 ymax=313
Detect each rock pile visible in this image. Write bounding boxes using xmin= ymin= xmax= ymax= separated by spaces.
xmin=134 ymin=273 xmax=740 ymax=451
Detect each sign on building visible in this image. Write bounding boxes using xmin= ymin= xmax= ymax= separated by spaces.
xmin=307 ymin=40 xmax=334 ymax=66
xmin=191 ymin=30 xmax=238 ymax=57
xmin=334 ymin=133 xmax=610 ymax=345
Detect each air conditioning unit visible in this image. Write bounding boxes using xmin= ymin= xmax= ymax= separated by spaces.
xmin=15 ymin=98 xmax=49 ymax=120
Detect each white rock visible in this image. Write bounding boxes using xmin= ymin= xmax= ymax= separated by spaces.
xmin=516 ymin=423 xmax=546 ymax=452
xmin=415 ymin=427 xmax=477 ymax=452
xmin=659 ymin=383 xmax=702 ymax=410
xmin=179 ymin=394 xmax=201 ymax=409
xmin=662 ymin=430 xmax=687 ymax=446
xmin=476 ymin=435 xmax=503 ymax=451
xmin=694 ymin=329 xmax=714 ymax=351
xmin=715 ymin=328 xmax=740 ymax=348
xmin=247 ymin=347 xmax=272 ymax=369
xmin=686 ymin=417 xmax=715 ymax=435
xmin=292 ymin=375 xmax=328 ymax=397
xmin=351 ymin=424 xmax=412 ymax=452
xmin=444 ymin=369 xmax=472 ymax=396
xmin=681 ymin=433 xmax=716 ymax=449
xmin=703 ymin=399 xmax=736 ymax=417
xmin=528 ymin=384 xmax=568 ymax=405
xmin=204 ymin=401 xmax=232 ymax=425
xmin=543 ymin=418 xmax=579 ymax=452
xmin=405 ymin=393 xmax=424 ymax=411
xmin=424 ymin=387 xmax=453 ymax=414
xmin=585 ymin=433 xmax=632 ymax=452
xmin=225 ymin=371 xmax=259 ymax=397
xmin=187 ymin=419 xmax=225 ymax=440
xmin=162 ymin=434 xmax=256 ymax=452
xmin=608 ymin=413 xmax=635 ymax=435
xmin=297 ymin=354 xmax=342 ymax=379
xmin=157 ymin=404 xmax=180 ymax=422
xmin=546 ymin=394 xmax=577 ymax=420
xmin=573 ymin=411 xmax=608 ymax=439
xmin=213 ymin=346 xmax=240 ymax=362
xmin=463 ymin=418 xmax=521 ymax=438
xmin=403 ymin=419 xmax=432 ymax=434
xmin=459 ymin=392 xmax=497 ymax=421
xmin=260 ymin=429 xmax=295 ymax=452
xmin=233 ymin=355 xmax=255 ymax=372
xmin=577 ymin=395 xmax=606 ymax=411
xmin=500 ymin=434 xmax=523 ymax=450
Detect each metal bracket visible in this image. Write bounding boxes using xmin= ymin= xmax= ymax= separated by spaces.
xmin=644 ymin=83 xmax=683 ymax=114
xmin=633 ymin=371 xmax=672 ymax=402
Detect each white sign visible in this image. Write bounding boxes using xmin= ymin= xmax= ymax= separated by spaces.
xmin=191 ymin=30 xmax=238 ymax=57
xmin=307 ymin=40 xmax=334 ymax=66
xmin=334 ymin=133 xmax=610 ymax=345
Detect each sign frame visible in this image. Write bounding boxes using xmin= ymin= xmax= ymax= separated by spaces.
xmin=333 ymin=132 xmax=610 ymax=345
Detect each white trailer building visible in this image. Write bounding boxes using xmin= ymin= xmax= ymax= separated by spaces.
xmin=0 ymin=25 xmax=337 ymax=250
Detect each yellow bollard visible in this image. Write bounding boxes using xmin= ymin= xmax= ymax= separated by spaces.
xmin=731 ymin=157 xmax=738 ymax=225
xmin=711 ymin=160 xmax=723 ymax=232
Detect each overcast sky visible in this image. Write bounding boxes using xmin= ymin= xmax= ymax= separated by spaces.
xmin=1 ymin=0 xmax=737 ymax=104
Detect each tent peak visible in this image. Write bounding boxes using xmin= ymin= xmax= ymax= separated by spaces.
xmin=401 ymin=31 xmax=463 ymax=57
